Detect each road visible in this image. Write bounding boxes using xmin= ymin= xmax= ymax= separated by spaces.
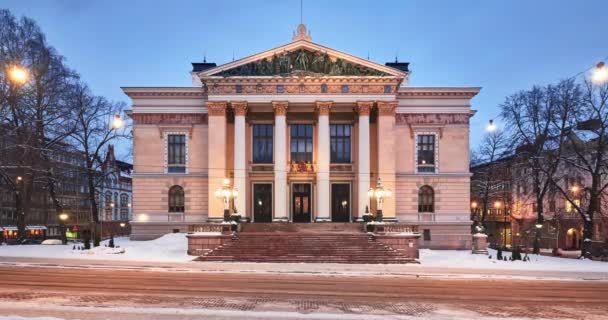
xmin=0 ymin=265 xmax=607 ymax=319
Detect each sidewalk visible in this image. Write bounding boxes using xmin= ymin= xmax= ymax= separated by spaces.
xmin=1 ymin=256 xmax=606 ymax=281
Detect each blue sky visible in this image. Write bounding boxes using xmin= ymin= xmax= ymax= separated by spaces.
xmin=4 ymin=0 xmax=608 ymax=160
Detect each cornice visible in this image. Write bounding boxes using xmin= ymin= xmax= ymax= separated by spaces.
xmin=121 ymin=87 xmax=205 ymax=98
xmin=397 ymin=87 xmax=481 ymax=99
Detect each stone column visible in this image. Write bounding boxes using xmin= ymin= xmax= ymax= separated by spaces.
xmin=356 ymin=101 xmax=373 ymax=221
xmin=315 ymin=101 xmax=332 ymax=222
xmin=377 ymin=101 xmax=398 ymax=221
xmin=207 ymin=101 xmax=228 ymax=222
xmin=232 ymin=101 xmax=248 ymax=221
xmin=272 ymin=101 xmax=289 ymax=222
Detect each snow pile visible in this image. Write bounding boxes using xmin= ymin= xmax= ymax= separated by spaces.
xmin=0 ymin=233 xmax=193 ymax=263
xmin=420 ymin=248 xmax=608 ymax=272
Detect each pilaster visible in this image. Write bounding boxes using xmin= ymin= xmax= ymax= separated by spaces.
xmin=207 ymin=101 xmax=228 ymax=221
xmin=376 ymin=101 xmax=398 ymax=220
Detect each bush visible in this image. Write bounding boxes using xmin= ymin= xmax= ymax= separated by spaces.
xmin=83 ymin=235 xmax=91 ymax=250
xmin=512 ymin=247 xmax=522 ymax=261
xmin=109 ymin=236 xmax=115 ymax=248
xmin=497 ymin=247 xmax=503 ymax=260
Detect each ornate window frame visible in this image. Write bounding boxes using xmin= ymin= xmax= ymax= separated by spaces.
xmin=163 ymin=131 xmax=189 ymax=174
xmin=414 ymin=131 xmax=439 ymax=174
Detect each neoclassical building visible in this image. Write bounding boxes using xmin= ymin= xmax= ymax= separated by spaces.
xmin=123 ymin=25 xmax=479 ymax=249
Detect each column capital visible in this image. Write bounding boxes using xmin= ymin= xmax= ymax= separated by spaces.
xmin=231 ymin=101 xmax=248 ymax=116
xmin=377 ymin=101 xmax=398 ymax=116
xmin=315 ymin=101 xmax=333 ymax=116
xmin=207 ymin=101 xmax=228 ymax=116
xmin=272 ymin=101 xmax=289 ymax=116
xmin=355 ymin=101 xmax=374 ymax=116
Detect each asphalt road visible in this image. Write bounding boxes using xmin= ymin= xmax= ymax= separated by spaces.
xmin=0 ymin=265 xmax=607 ymax=319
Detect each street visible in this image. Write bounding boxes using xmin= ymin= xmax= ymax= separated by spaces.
xmin=0 ymin=265 xmax=606 ymax=319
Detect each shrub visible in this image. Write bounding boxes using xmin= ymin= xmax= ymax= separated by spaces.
xmin=497 ymin=247 xmax=503 ymax=260
xmin=109 ymin=236 xmax=115 ymax=248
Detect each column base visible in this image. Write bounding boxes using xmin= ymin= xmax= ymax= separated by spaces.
xmin=207 ymin=217 xmax=225 ymax=223
xmin=272 ymin=218 xmax=289 ymax=223
xmin=314 ymin=217 xmax=331 ymax=222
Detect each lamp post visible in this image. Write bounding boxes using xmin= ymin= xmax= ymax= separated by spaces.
xmin=367 ymin=177 xmax=392 ymax=222
xmin=58 ymin=212 xmax=69 ymax=245
xmin=215 ymin=178 xmax=238 ymax=222
xmin=119 ymin=222 xmax=126 ymax=236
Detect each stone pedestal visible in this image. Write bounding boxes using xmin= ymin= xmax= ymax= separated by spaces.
xmin=472 ymin=233 xmax=488 ymax=254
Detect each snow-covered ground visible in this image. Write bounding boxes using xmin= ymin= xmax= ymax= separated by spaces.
xmin=420 ymin=249 xmax=607 ymax=272
xmin=0 ymin=233 xmax=192 ymax=262
xmin=0 ymin=233 xmax=606 ymax=273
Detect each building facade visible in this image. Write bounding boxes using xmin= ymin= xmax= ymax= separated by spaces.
xmin=124 ymin=25 xmax=479 ymax=249
xmin=471 ymin=153 xmax=607 ymax=251
xmin=98 ymin=145 xmax=133 ymax=223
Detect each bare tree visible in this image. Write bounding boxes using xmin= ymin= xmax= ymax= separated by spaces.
xmin=68 ymin=82 xmax=126 ymax=246
xmin=547 ymin=79 xmax=608 ymax=257
xmin=500 ymin=79 xmax=575 ymax=253
xmin=471 ymin=130 xmax=510 ymax=228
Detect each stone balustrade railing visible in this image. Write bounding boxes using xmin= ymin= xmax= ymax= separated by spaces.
xmin=381 ymin=224 xmax=419 ymax=234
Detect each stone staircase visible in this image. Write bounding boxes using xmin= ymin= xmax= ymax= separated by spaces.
xmin=196 ymin=223 xmax=417 ymax=264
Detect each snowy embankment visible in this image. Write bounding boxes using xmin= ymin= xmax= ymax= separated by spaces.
xmin=0 ymin=233 xmax=193 ymax=263
xmin=0 ymin=233 xmax=606 ymax=273
xmin=420 ymin=249 xmax=607 ymax=272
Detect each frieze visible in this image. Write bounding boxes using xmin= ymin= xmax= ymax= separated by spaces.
xmin=131 ymin=113 xmax=208 ymax=125
xmin=396 ymin=113 xmax=470 ymax=125
xmin=206 ymin=82 xmax=396 ymax=96
xmin=214 ymin=49 xmax=391 ymax=77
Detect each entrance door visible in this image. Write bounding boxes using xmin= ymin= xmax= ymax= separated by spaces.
xmin=253 ymin=184 xmax=272 ymax=222
xmin=331 ymin=183 xmax=350 ymax=222
xmin=292 ymin=183 xmax=311 ymax=223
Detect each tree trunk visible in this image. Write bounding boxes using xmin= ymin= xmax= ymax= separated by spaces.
xmin=86 ymin=167 xmax=101 ymax=246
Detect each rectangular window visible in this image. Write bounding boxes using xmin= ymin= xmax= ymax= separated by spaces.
xmin=290 ymin=124 xmax=313 ymax=162
xmin=565 ymin=199 xmax=580 ymax=213
xmin=167 ymin=134 xmax=186 ymax=173
xmin=417 ymin=134 xmax=436 ymax=173
xmin=330 ymin=124 xmax=351 ymax=163
xmin=423 ymin=229 xmax=431 ymax=241
xmin=252 ymin=124 xmax=273 ymax=163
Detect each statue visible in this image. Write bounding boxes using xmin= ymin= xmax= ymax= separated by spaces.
xmin=295 ymin=50 xmax=309 ymax=71
xmin=311 ymin=51 xmax=325 ymax=73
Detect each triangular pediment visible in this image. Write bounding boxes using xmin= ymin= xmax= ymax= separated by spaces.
xmin=199 ymin=40 xmax=406 ymax=78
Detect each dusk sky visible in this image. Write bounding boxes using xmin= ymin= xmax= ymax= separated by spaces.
xmin=4 ymin=0 xmax=608 ymax=160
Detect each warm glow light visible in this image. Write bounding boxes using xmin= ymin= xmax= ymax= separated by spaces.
xmin=112 ymin=114 xmax=124 ymax=129
xmin=120 ymin=222 xmax=126 ymax=228
xmin=486 ymin=119 xmax=497 ymax=132
xmin=570 ymin=185 xmax=580 ymax=193
xmin=367 ymin=188 xmax=374 ymax=198
xmin=138 ymin=214 xmax=148 ymax=222
xmin=471 ymin=201 xmax=478 ymax=209
xmin=59 ymin=213 xmax=69 ymax=221
xmin=214 ymin=190 xmax=221 ymax=198
xmin=592 ymin=62 xmax=608 ymax=84
xmin=494 ymin=201 xmax=502 ymax=208
xmin=110 ymin=202 xmax=115 ymax=208
xmin=223 ymin=178 xmax=231 ymax=186
xmin=385 ymin=190 xmax=392 ymax=198
xmin=16 ymin=176 xmax=22 ymax=182
xmin=232 ymin=188 xmax=239 ymax=198
xmin=8 ymin=65 xmax=28 ymax=84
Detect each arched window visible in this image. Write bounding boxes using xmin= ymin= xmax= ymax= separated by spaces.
xmin=418 ymin=186 xmax=434 ymax=213
xmin=168 ymin=186 xmax=185 ymax=212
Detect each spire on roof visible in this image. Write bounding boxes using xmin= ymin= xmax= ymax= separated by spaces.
xmin=293 ymin=23 xmax=312 ymax=41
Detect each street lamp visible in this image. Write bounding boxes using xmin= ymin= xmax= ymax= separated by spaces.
xmin=119 ymin=222 xmax=126 ymax=236
xmin=112 ymin=114 xmax=124 ymax=129
xmin=8 ymin=65 xmax=28 ymax=84
xmin=59 ymin=212 xmax=69 ymax=245
xmin=367 ymin=177 xmax=391 ymax=222
xmin=592 ymin=62 xmax=607 ymax=84
xmin=215 ymin=178 xmax=237 ymax=221
xmin=487 ymin=119 xmax=496 ymax=132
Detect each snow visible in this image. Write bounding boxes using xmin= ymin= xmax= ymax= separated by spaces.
xmin=420 ymin=249 xmax=608 ymax=272
xmin=0 ymin=233 xmax=193 ymax=263
xmin=0 ymin=317 xmax=64 ymax=320
xmin=0 ymin=233 xmax=606 ymax=274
